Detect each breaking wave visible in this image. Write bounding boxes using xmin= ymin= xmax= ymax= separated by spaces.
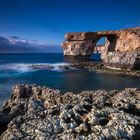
xmin=0 ymin=62 xmax=72 ymax=74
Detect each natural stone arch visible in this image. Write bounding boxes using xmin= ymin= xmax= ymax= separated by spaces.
xmin=62 ymin=27 xmax=140 ymax=59
xmin=93 ymin=34 xmax=119 ymax=53
xmin=96 ymin=36 xmax=106 ymax=46
xmin=93 ymin=36 xmax=107 ymax=53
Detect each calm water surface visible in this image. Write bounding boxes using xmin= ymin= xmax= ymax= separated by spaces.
xmin=0 ymin=53 xmax=140 ymax=106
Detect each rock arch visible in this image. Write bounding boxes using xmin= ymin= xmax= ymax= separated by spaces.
xmin=62 ymin=27 xmax=140 ymax=58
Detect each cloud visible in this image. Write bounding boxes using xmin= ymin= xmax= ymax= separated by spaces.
xmin=0 ymin=37 xmax=9 ymax=44
xmin=0 ymin=36 xmax=62 ymax=53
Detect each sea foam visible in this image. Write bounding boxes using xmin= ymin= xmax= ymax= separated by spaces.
xmin=0 ymin=62 xmax=71 ymax=73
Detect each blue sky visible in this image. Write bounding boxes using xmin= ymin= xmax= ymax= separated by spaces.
xmin=0 ymin=0 xmax=140 ymax=52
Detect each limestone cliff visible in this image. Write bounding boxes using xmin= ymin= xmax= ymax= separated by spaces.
xmin=62 ymin=27 xmax=140 ymax=57
xmin=62 ymin=27 xmax=140 ymax=69
xmin=101 ymin=52 xmax=140 ymax=70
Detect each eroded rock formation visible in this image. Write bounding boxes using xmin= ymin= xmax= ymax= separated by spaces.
xmin=101 ymin=52 xmax=140 ymax=70
xmin=62 ymin=27 xmax=140 ymax=57
xmin=0 ymin=84 xmax=140 ymax=139
xmin=62 ymin=27 xmax=140 ymax=69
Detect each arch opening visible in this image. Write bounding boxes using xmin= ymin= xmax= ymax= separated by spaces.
xmin=96 ymin=37 xmax=106 ymax=46
xmin=91 ymin=37 xmax=106 ymax=61
xmin=93 ymin=34 xmax=119 ymax=53
xmin=93 ymin=37 xmax=106 ymax=54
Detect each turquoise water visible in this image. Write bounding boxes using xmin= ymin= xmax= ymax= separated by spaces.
xmin=0 ymin=53 xmax=140 ymax=106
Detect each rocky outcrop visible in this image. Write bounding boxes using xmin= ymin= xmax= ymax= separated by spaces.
xmin=62 ymin=32 xmax=99 ymax=58
xmin=114 ymin=27 xmax=140 ymax=52
xmin=62 ymin=27 xmax=140 ymax=69
xmin=69 ymin=62 xmax=140 ymax=76
xmin=62 ymin=40 xmax=94 ymax=58
xmin=62 ymin=27 xmax=140 ymax=58
xmin=0 ymin=84 xmax=140 ymax=139
xmin=101 ymin=52 xmax=140 ymax=70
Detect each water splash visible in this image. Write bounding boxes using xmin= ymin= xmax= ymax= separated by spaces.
xmin=0 ymin=62 xmax=72 ymax=77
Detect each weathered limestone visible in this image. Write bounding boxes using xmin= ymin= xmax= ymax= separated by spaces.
xmin=0 ymin=84 xmax=140 ymax=139
xmin=62 ymin=27 xmax=140 ymax=69
xmin=114 ymin=27 xmax=140 ymax=52
xmin=62 ymin=40 xmax=94 ymax=58
xmin=62 ymin=32 xmax=100 ymax=58
xmin=62 ymin=27 xmax=140 ymax=55
xmin=62 ymin=27 xmax=140 ymax=56
xmin=101 ymin=52 xmax=140 ymax=70
xmin=65 ymin=32 xmax=98 ymax=41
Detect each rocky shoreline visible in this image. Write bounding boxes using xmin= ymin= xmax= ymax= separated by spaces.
xmin=0 ymin=84 xmax=140 ymax=139
xmin=28 ymin=62 xmax=140 ymax=77
xmin=69 ymin=62 xmax=140 ymax=77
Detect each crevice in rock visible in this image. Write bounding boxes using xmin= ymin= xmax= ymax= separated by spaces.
xmin=104 ymin=101 xmax=112 ymax=107
xmin=98 ymin=117 xmax=109 ymax=126
xmin=64 ymin=117 xmax=71 ymax=123
xmin=77 ymin=109 xmax=88 ymax=115
xmin=83 ymin=104 xmax=92 ymax=112
xmin=123 ymin=105 xmax=140 ymax=116
xmin=133 ymin=125 xmax=140 ymax=140
xmin=0 ymin=122 xmax=8 ymax=135
xmin=79 ymin=122 xmax=91 ymax=136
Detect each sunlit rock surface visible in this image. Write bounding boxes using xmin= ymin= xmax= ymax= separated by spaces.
xmin=62 ymin=27 xmax=140 ymax=69
xmin=101 ymin=52 xmax=140 ymax=70
xmin=0 ymin=84 xmax=140 ymax=139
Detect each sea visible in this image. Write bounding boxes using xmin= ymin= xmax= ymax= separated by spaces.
xmin=0 ymin=53 xmax=140 ymax=106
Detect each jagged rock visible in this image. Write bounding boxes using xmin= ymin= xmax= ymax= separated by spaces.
xmin=62 ymin=40 xmax=94 ymax=58
xmin=65 ymin=32 xmax=98 ymax=41
xmin=0 ymin=85 xmax=140 ymax=139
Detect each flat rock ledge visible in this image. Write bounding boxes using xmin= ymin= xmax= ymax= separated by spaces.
xmin=0 ymin=85 xmax=140 ymax=140
xmin=70 ymin=62 xmax=140 ymax=77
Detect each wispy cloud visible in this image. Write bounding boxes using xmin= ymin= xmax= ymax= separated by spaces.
xmin=0 ymin=36 xmax=62 ymax=53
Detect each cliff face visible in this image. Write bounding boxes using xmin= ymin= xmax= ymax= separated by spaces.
xmin=62 ymin=40 xmax=94 ymax=57
xmin=114 ymin=27 xmax=140 ymax=52
xmin=62 ymin=27 xmax=140 ymax=57
xmin=101 ymin=52 xmax=140 ymax=70
xmin=62 ymin=27 xmax=140 ymax=69
xmin=62 ymin=32 xmax=97 ymax=58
